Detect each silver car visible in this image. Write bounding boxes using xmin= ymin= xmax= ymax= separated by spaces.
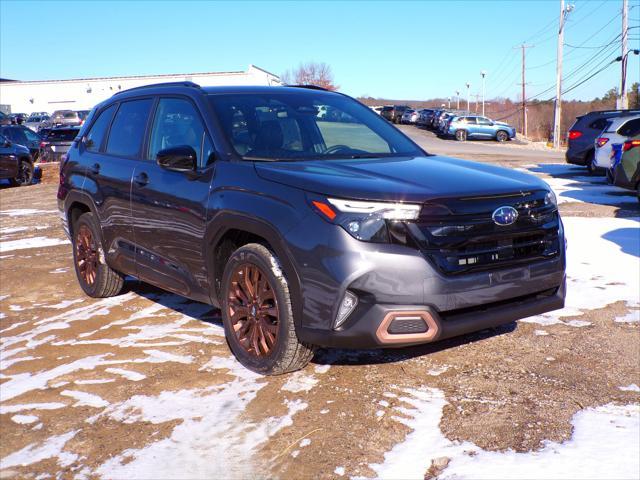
xmin=47 ymin=110 xmax=82 ymax=127
xmin=24 ymin=115 xmax=50 ymax=132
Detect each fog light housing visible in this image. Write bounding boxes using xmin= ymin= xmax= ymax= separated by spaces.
xmin=335 ymin=291 xmax=358 ymax=329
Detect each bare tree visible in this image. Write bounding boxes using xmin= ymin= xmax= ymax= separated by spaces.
xmin=281 ymin=62 xmax=339 ymax=90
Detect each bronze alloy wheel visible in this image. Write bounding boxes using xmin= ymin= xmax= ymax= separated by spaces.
xmin=75 ymin=224 xmax=98 ymax=285
xmin=227 ymin=263 xmax=279 ymax=357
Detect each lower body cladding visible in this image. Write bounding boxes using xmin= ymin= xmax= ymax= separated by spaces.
xmin=291 ymin=218 xmax=566 ymax=349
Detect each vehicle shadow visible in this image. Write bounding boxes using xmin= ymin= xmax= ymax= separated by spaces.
xmin=119 ymin=279 xmax=518 ymax=368
xmin=601 ymin=222 xmax=640 ymax=258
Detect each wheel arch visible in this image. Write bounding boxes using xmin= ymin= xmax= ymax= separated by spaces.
xmin=63 ymin=191 xmax=100 ymax=239
xmin=205 ymin=213 xmax=304 ymax=327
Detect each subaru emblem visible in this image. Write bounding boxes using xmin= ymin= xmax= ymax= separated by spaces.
xmin=492 ymin=206 xmax=518 ymax=226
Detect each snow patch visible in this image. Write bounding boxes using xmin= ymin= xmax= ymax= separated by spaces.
xmin=0 ymin=236 xmax=70 ymax=253
xmin=620 ymin=384 xmax=640 ymax=392
xmin=281 ymin=371 xmax=319 ymax=393
xmin=334 ymin=466 xmax=345 ymax=476
xmin=616 ymin=310 xmax=640 ymax=323
xmin=370 ymin=387 xmax=640 ymax=480
xmin=521 ymin=217 xmax=640 ymax=326
xmin=11 ymin=414 xmax=38 ymax=424
xmin=60 ymin=390 xmax=109 ymax=408
xmin=105 ymin=368 xmax=146 ymax=382
xmin=0 ymin=430 xmax=78 ymax=469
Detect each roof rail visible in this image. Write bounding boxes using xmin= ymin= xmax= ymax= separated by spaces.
xmin=288 ymin=84 xmax=330 ymax=91
xmin=113 ymin=81 xmax=201 ymax=96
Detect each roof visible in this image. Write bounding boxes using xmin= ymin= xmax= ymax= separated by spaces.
xmin=0 ymin=65 xmax=279 ymax=85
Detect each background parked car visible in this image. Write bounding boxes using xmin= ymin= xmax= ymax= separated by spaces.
xmin=9 ymin=113 xmax=28 ymax=125
xmin=416 ymin=108 xmax=434 ymax=128
xmin=593 ymin=115 xmax=640 ymax=173
xmin=566 ymin=109 xmax=640 ymax=173
xmin=369 ymin=106 xmax=385 ymax=115
xmin=400 ymin=109 xmax=419 ymax=124
xmin=446 ymin=115 xmax=516 ymax=142
xmin=40 ymin=126 xmax=80 ymax=162
xmin=0 ymin=134 xmax=34 ymax=186
xmin=0 ymin=124 xmax=44 ymax=162
xmin=380 ymin=105 xmax=410 ymax=123
xmin=610 ymin=135 xmax=640 ymax=200
xmin=47 ymin=110 xmax=82 ymax=127
xmin=24 ymin=114 xmax=50 ymax=132
xmin=0 ymin=111 xmax=11 ymax=126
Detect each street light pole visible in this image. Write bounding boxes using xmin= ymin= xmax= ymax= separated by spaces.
xmin=447 ymin=97 xmax=451 ymax=109
xmin=620 ymin=0 xmax=629 ymax=109
xmin=553 ymin=1 xmax=573 ymax=149
xmin=465 ymin=82 xmax=471 ymax=111
xmin=481 ymin=71 xmax=486 ymax=116
xmin=455 ymin=90 xmax=460 ymax=110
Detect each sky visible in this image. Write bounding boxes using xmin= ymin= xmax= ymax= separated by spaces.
xmin=1 ymin=0 xmax=638 ymax=102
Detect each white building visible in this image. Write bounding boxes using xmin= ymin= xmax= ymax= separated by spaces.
xmin=0 ymin=65 xmax=281 ymax=114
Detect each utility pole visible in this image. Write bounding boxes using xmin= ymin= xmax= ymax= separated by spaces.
xmin=553 ymin=1 xmax=573 ymax=149
xmin=473 ymin=93 xmax=481 ymax=113
xmin=481 ymin=71 xmax=487 ymax=116
xmin=620 ymin=0 xmax=629 ymax=109
xmin=466 ymin=82 xmax=471 ymax=111
xmin=515 ymin=44 xmax=534 ymax=137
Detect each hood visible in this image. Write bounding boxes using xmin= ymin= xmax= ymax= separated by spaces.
xmin=495 ymin=121 xmax=513 ymax=127
xmin=254 ymin=155 xmax=549 ymax=203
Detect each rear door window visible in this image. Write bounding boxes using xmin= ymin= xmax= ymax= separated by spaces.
xmin=22 ymin=128 xmax=40 ymax=142
xmin=85 ymin=105 xmax=116 ymax=151
xmin=617 ymin=118 xmax=640 ymax=136
xmin=589 ymin=119 xmax=609 ymax=131
xmin=106 ymin=99 xmax=153 ymax=158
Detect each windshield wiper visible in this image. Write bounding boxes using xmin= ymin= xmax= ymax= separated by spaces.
xmin=243 ymin=156 xmax=282 ymax=162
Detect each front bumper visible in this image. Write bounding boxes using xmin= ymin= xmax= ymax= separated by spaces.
xmin=288 ymin=214 xmax=566 ymax=349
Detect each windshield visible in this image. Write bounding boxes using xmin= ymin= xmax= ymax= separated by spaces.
xmin=207 ymin=91 xmax=423 ymax=161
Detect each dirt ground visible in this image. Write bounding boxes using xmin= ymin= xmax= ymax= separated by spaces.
xmin=1 ymin=141 xmax=639 ymax=479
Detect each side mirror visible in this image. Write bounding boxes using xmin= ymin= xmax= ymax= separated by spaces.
xmin=157 ymin=145 xmax=197 ymax=172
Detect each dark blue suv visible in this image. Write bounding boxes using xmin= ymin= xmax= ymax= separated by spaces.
xmin=58 ymin=83 xmax=566 ymax=374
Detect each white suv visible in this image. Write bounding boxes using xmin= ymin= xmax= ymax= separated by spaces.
xmin=593 ymin=115 xmax=640 ymax=170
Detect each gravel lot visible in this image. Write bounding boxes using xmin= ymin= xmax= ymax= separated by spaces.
xmin=1 ymin=133 xmax=639 ymax=479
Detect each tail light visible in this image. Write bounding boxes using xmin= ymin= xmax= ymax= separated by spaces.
xmin=623 ymin=139 xmax=640 ymax=152
xmin=568 ymin=130 xmax=582 ymax=140
xmin=596 ymin=137 xmax=609 ymax=148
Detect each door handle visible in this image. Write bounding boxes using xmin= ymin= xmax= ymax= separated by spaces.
xmin=90 ymin=163 xmax=100 ymax=175
xmin=134 ymin=172 xmax=149 ymax=186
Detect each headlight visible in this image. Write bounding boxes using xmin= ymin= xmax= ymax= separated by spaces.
xmin=310 ymin=197 xmax=421 ymax=242
xmin=544 ymin=190 xmax=557 ymax=208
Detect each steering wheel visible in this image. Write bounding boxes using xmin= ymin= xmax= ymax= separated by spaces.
xmin=323 ymin=144 xmax=352 ymax=155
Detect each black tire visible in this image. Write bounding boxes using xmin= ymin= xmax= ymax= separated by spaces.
xmin=9 ymin=159 xmax=33 ymax=187
xmin=221 ymin=243 xmax=314 ymax=375
xmin=586 ymin=151 xmax=600 ymax=176
xmin=496 ymin=130 xmax=509 ymax=143
xmin=72 ymin=212 xmax=124 ymax=298
xmin=455 ymin=130 xmax=467 ymax=142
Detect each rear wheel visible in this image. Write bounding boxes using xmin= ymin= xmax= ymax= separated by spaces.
xmin=9 ymin=159 xmax=33 ymax=187
xmin=72 ymin=212 xmax=124 ymax=297
xmin=496 ymin=131 xmax=509 ymax=142
xmin=455 ymin=130 xmax=467 ymax=142
xmin=221 ymin=243 xmax=314 ymax=375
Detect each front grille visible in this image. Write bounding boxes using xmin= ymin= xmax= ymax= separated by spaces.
xmin=408 ymin=191 xmax=560 ymax=275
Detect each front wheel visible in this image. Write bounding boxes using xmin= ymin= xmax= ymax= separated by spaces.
xmin=496 ymin=131 xmax=509 ymax=142
xmin=455 ymin=130 xmax=467 ymax=142
xmin=221 ymin=243 xmax=314 ymax=375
